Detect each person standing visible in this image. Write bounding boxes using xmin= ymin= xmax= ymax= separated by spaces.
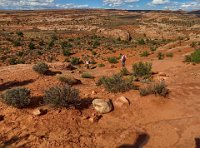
xmin=121 ymin=54 xmax=127 ymax=67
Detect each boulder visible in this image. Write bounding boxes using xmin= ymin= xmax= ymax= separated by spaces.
xmin=92 ymin=99 xmax=113 ymax=114
xmin=114 ymin=96 xmax=130 ymax=107
xmin=32 ymin=108 xmax=47 ymax=116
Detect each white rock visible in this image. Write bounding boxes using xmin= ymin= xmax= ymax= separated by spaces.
xmin=92 ymin=99 xmax=113 ymax=114
xmin=114 ymin=96 xmax=130 ymax=107
xmin=32 ymin=109 xmax=47 ymax=116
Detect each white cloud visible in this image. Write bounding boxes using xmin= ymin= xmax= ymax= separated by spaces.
xmin=164 ymin=1 xmax=200 ymax=10
xmin=0 ymin=0 xmax=88 ymax=9
xmin=150 ymin=0 xmax=170 ymax=5
xmin=103 ymin=0 xmax=139 ymax=7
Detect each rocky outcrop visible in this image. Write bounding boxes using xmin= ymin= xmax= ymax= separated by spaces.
xmin=97 ymin=28 xmax=131 ymax=41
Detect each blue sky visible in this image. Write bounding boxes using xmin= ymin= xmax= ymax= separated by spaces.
xmin=0 ymin=0 xmax=199 ymax=10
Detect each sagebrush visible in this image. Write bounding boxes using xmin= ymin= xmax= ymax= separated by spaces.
xmin=1 ymin=88 xmax=30 ymax=108
xmin=132 ymin=62 xmax=152 ymax=78
xmin=97 ymin=74 xmax=135 ymax=93
xmin=33 ymin=62 xmax=49 ymax=74
xmin=43 ymin=85 xmax=80 ymax=107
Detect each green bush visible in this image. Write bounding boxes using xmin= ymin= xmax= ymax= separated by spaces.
xmin=184 ymin=49 xmax=200 ymax=63
xmin=97 ymin=74 xmax=135 ymax=93
xmin=140 ymin=51 xmax=150 ymax=57
xmin=81 ymin=72 xmax=94 ymax=79
xmin=138 ymin=39 xmax=145 ymax=45
xmin=29 ymin=42 xmax=35 ymax=50
xmin=120 ymin=67 xmax=130 ymax=76
xmin=98 ymin=63 xmax=105 ymax=67
xmin=1 ymin=88 xmax=30 ymax=108
xmin=166 ymin=53 xmax=173 ymax=57
xmin=132 ymin=62 xmax=152 ymax=78
xmin=13 ymin=39 xmax=21 ymax=47
xmin=16 ymin=31 xmax=23 ymax=37
xmin=70 ymin=57 xmax=80 ymax=65
xmin=150 ymin=46 xmax=157 ymax=52
xmin=92 ymin=50 xmax=97 ymax=55
xmin=139 ymin=81 xmax=169 ymax=97
xmin=9 ymin=58 xmax=18 ymax=65
xmin=190 ymin=42 xmax=197 ymax=48
xmin=157 ymin=52 xmax=164 ymax=60
xmin=43 ymin=85 xmax=80 ymax=107
xmin=62 ymin=49 xmax=71 ymax=56
xmin=61 ymin=41 xmax=72 ymax=49
xmin=48 ymin=40 xmax=54 ymax=49
xmin=33 ymin=62 xmax=49 ymax=74
xmin=108 ymin=57 xmax=118 ymax=64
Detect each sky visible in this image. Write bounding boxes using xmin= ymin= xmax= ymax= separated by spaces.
xmin=0 ymin=0 xmax=199 ymax=10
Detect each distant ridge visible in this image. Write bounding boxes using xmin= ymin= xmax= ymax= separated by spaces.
xmin=188 ymin=10 xmax=200 ymax=14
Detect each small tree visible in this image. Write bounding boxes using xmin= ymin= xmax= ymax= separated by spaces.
xmin=1 ymin=88 xmax=30 ymax=108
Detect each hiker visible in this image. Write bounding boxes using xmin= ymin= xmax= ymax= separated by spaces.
xmin=121 ymin=54 xmax=127 ymax=67
xmin=86 ymin=60 xmax=90 ymax=69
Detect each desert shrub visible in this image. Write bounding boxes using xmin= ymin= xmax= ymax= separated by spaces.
xmin=57 ymin=75 xmax=80 ymax=85
xmin=132 ymin=62 xmax=152 ymax=78
xmin=92 ymin=50 xmax=97 ymax=55
xmin=43 ymin=85 xmax=79 ymax=107
xmin=13 ymin=39 xmax=21 ymax=47
xmin=96 ymin=74 xmax=135 ymax=93
xmin=9 ymin=58 xmax=18 ymax=65
xmin=157 ymin=52 xmax=164 ymax=60
xmin=33 ymin=62 xmax=49 ymax=74
xmin=61 ymin=41 xmax=72 ymax=49
xmin=150 ymin=46 xmax=157 ymax=52
xmin=93 ymin=40 xmax=100 ymax=48
xmin=108 ymin=57 xmax=118 ymax=64
xmin=184 ymin=49 xmax=200 ymax=63
xmin=29 ymin=42 xmax=35 ymax=50
xmin=16 ymin=51 xmax=24 ymax=57
xmin=62 ymin=49 xmax=71 ymax=56
xmin=48 ymin=40 xmax=54 ymax=49
xmin=0 ymin=47 xmax=9 ymax=53
xmin=120 ymin=67 xmax=130 ymax=76
xmin=140 ymin=51 xmax=150 ymax=57
xmin=16 ymin=31 xmax=23 ymax=37
xmin=98 ymin=63 xmax=105 ymax=67
xmin=81 ymin=72 xmax=94 ymax=79
xmin=139 ymin=81 xmax=169 ymax=97
xmin=138 ymin=39 xmax=145 ymax=45
xmin=166 ymin=53 xmax=173 ymax=57
xmin=39 ymin=40 xmax=45 ymax=46
xmin=1 ymin=88 xmax=30 ymax=108
xmin=70 ymin=57 xmax=80 ymax=65
xmin=190 ymin=42 xmax=197 ymax=48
